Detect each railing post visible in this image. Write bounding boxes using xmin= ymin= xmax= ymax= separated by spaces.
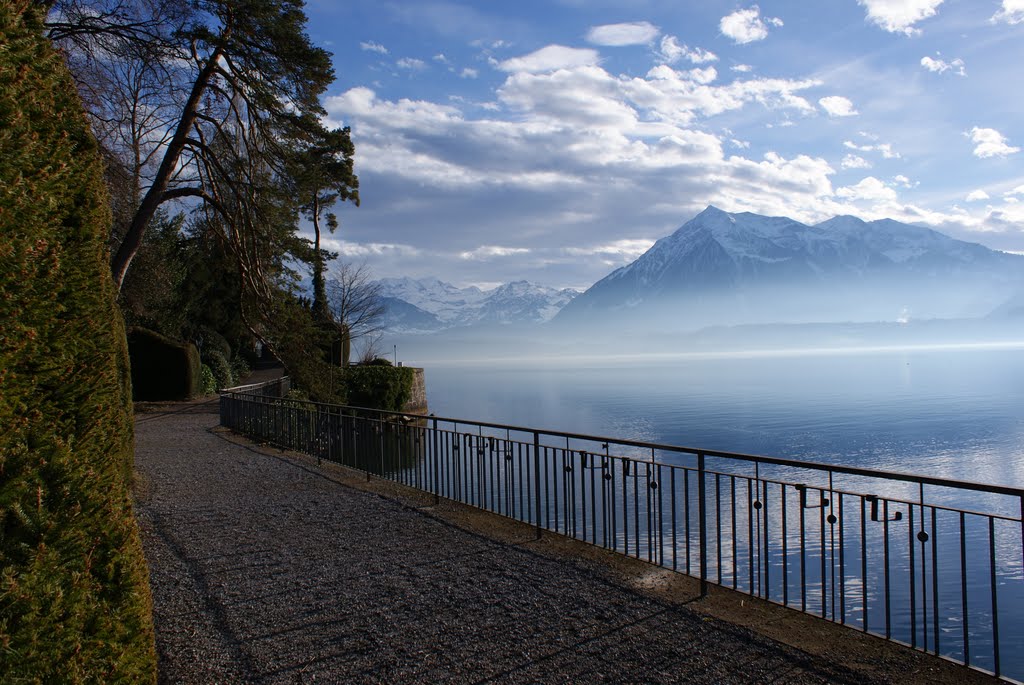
xmin=534 ymin=431 xmax=542 ymax=540
xmin=431 ymin=415 xmax=440 ymax=505
xmin=698 ymin=450 xmax=708 ymax=598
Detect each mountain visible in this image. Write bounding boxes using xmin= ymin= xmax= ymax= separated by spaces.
xmin=556 ymin=206 xmax=1024 ymax=330
xmin=378 ymin=296 xmax=443 ymax=333
xmin=375 ymin=277 xmax=579 ymax=332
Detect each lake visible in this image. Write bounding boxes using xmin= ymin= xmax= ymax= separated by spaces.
xmin=407 ymin=342 xmax=1024 ymax=677
xmin=420 ymin=343 xmax=1024 ymax=489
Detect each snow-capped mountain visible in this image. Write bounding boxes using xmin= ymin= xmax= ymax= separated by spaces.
xmin=556 ymin=206 xmax=1024 ymax=329
xmin=376 ymin=277 xmax=489 ymax=325
xmin=376 ymin=277 xmax=579 ymax=332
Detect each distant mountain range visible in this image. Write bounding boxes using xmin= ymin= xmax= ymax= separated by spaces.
xmin=374 ymin=277 xmax=579 ymax=332
xmin=372 ymin=207 xmax=1024 ymax=336
xmin=555 ymin=206 xmax=1024 ymax=330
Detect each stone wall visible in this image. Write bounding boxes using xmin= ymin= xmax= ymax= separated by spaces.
xmin=402 ymin=367 xmax=428 ymax=414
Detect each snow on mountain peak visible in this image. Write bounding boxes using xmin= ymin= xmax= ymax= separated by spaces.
xmin=556 ymin=206 xmax=1024 ymax=327
xmin=375 ymin=277 xmax=580 ymax=331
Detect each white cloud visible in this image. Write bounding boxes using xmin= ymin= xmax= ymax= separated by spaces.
xmin=687 ymin=67 xmax=719 ymax=85
xmin=992 ymin=0 xmax=1024 ymax=24
xmin=360 ymin=41 xmax=389 ymax=54
xmin=892 ymin=174 xmax=916 ymax=188
xmin=841 ymin=154 xmax=872 ymax=169
xmin=499 ymin=67 xmax=641 ymax=128
xmin=844 ymin=139 xmax=901 ymax=159
xmin=836 ymin=176 xmax=899 ymax=202
xmin=968 ymin=127 xmax=1020 ymax=158
xmin=730 ymin=138 xmax=751 ymax=149
xmin=564 ymin=239 xmax=655 ymax=259
xmin=1004 ymin=184 xmax=1024 ymax=196
xmin=397 ymin=57 xmax=427 ymax=70
xmin=819 ymin=96 xmax=858 ymax=117
xmin=433 ymin=53 xmax=450 ymax=64
xmin=498 ymin=45 xmax=601 ymax=73
xmin=459 ymin=246 xmax=531 ymax=260
xmin=642 ymin=71 xmax=814 ymax=125
xmin=586 ymin=21 xmax=660 ymax=46
xmin=460 ymin=68 xmax=479 ymax=79
xmin=920 ymin=55 xmax=965 ymax=76
xmin=858 ymin=0 xmax=944 ymax=35
xmin=731 ymin=64 xmax=753 ymax=73
xmin=966 ymin=189 xmax=990 ymax=201
xmin=322 ymin=238 xmax=422 ymax=259
xmin=720 ymin=6 xmax=782 ymax=44
xmin=657 ymin=36 xmax=718 ymax=65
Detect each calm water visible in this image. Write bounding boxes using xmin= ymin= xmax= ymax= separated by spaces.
xmin=413 ymin=344 xmax=1024 ymax=676
xmin=385 ymin=341 xmax=1024 ymax=671
xmin=422 ymin=344 xmax=1024 ymax=488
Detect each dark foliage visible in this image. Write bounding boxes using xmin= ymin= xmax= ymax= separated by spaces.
xmin=202 ymin=349 xmax=233 ymax=390
xmin=342 ymin=366 xmax=415 ymax=412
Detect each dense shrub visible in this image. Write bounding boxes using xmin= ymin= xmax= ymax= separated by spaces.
xmin=285 ymin=388 xmax=310 ymax=402
xmin=199 ymin=364 xmax=217 ymax=395
xmin=0 ymin=3 xmax=156 ymax=680
xmin=203 ymin=349 xmax=234 ymax=390
xmin=128 ymin=327 xmax=201 ymax=400
xmin=230 ymin=354 xmax=251 ymax=384
xmin=366 ymin=357 xmax=393 ymax=366
xmin=198 ymin=327 xmax=232 ymax=360
xmin=342 ymin=365 xmax=415 ymax=411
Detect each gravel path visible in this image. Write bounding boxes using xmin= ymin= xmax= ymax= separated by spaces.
xmin=134 ymin=398 xmax=889 ymax=684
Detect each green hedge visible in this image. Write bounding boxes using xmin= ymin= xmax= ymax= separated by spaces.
xmin=199 ymin=364 xmax=217 ymax=395
xmin=0 ymin=3 xmax=156 ymax=681
xmin=342 ymin=365 xmax=415 ymax=411
xmin=203 ymin=349 xmax=234 ymax=390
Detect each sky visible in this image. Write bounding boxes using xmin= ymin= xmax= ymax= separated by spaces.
xmin=303 ymin=0 xmax=1024 ymax=291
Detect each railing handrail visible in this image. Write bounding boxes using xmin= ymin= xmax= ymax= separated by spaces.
xmin=221 ymin=381 xmax=1024 ymax=501
xmin=221 ymin=377 xmax=286 ymax=394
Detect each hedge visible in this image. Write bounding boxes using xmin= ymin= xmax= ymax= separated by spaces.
xmin=202 ymin=349 xmax=234 ymax=391
xmin=0 ymin=2 xmax=157 ymax=681
xmin=342 ymin=365 xmax=415 ymax=412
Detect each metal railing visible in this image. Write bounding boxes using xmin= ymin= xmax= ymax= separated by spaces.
xmin=222 ymin=376 xmax=290 ymax=398
xmin=220 ymin=378 xmax=1024 ymax=682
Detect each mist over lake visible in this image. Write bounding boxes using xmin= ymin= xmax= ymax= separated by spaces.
xmin=411 ymin=343 xmax=1024 ymax=489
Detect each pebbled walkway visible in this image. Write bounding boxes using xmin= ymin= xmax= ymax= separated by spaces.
xmin=132 ymin=396 xmax=920 ymax=684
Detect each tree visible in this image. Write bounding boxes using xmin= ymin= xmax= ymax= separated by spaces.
xmin=325 ymin=262 xmax=385 ymax=365
xmin=291 ymin=126 xmax=359 ymax=322
xmin=45 ymin=0 xmax=353 ymax=293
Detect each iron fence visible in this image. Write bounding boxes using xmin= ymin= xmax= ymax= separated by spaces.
xmin=220 ymin=379 xmax=1024 ymax=682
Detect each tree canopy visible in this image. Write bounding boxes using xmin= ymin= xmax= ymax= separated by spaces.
xmin=46 ymin=0 xmax=360 ymax=295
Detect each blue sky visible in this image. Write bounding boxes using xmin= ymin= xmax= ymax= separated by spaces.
xmin=304 ymin=0 xmax=1024 ymax=290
